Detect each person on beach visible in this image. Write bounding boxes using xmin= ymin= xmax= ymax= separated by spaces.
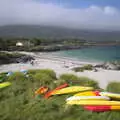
xmin=30 ymin=60 xmax=34 ymax=66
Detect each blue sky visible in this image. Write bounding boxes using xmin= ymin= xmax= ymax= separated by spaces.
xmin=39 ymin=0 xmax=120 ymax=8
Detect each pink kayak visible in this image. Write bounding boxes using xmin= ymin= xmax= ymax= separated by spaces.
xmin=84 ymin=105 xmax=112 ymax=112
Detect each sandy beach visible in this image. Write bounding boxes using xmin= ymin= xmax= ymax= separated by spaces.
xmin=0 ymin=52 xmax=120 ymax=89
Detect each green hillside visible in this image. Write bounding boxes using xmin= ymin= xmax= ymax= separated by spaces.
xmin=0 ymin=25 xmax=120 ymax=41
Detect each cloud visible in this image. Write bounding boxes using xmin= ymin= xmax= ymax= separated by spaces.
xmin=0 ymin=0 xmax=120 ymax=30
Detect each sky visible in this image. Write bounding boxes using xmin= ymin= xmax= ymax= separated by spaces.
xmin=0 ymin=0 xmax=120 ymax=30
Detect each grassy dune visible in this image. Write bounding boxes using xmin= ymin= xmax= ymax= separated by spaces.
xmin=0 ymin=69 xmax=120 ymax=120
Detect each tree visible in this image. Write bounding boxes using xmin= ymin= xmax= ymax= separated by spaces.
xmin=30 ymin=38 xmax=41 ymax=46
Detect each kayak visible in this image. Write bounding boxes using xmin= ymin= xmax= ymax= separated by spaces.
xmin=74 ymin=91 xmax=100 ymax=96
xmin=66 ymin=96 xmax=110 ymax=101
xmin=100 ymin=92 xmax=120 ymax=99
xmin=44 ymin=83 xmax=68 ymax=98
xmin=35 ymin=86 xmax=48 ymax=95
xmin=52 ymin=86 xmax=93 ymax=95
xmin=67 ymin=100 xmax=120 ymax=106
xmin=0 ymin=82 xmax=11 ymax=89
xmin=84 ymin=105 xmax=120 ymax=112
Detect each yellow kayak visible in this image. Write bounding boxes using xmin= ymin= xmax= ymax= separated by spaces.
xmin=111 ymin=106 xmax=120 ymax=110
xmin=0 ymin=82 xmax=11 ymax=89
xmin=74 ymin=91 xmax=99 ymax=96
xmin=67 ymin=100 xmax=120 ymax=106
xmin=66 ymin=96 xmax=110 ymax=101
xmin=52 ymin=86 xmax=93 ymax=95
xmin=100 ymin=92 xmax=120 ymax=99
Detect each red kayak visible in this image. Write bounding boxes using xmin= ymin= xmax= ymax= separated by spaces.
xmin=44 ymin=83 xmax=68 ymax=99
xmin=84 ymin=105 xmax=111 ymax=112
xmin=94 ymin=90 xmax=100 ymax=96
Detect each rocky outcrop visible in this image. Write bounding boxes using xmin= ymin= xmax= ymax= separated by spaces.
xmin=95 ymin=62 xmax=120 ymax=70
xmin=0 ymin=52 xmax=34 ymax=65
xmin=16 ymin=55 xmax=34 ymax=63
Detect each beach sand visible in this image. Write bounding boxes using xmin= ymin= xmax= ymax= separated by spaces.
xmin=0 ymin=52 xmax=120 ymax=89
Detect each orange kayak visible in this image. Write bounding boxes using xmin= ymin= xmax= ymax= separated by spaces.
xmin=35 ymin=86 xmax=48 ymax=95
xmin=44 ymin=83 xmax=68 ymax=99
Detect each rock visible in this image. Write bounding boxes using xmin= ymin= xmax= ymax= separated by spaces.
xmin=16 ymin=55 xmax=34 ymax=63
xmin=95 ymin=62 xmax=120 ymax=70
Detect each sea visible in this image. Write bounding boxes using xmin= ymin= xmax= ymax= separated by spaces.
xmin=53 ymin=46 xmax=120 ymax=63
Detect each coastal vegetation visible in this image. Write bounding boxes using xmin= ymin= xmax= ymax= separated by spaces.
xmin=0 ymin=69 xmax=120 ymax=120
xmin=0 ymin=37 xmax=120 ymax=52
xmin=106 ymin=82 xmax=120 ymax=93
xmin=60 ymin=73 xmax=99 ymax=89
xmin=72 ymin=64 xmax=93 ymax=72
xmin=0 ymin=37 xmax=86 ymax=51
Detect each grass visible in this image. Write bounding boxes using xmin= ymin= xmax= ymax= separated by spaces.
xmin=0 ymin=69 xmax=120 ymax=120
xmin=106 ymin=82 xmax=120 ymax=93
xmin=59 ymin=74 xmax=99 ymax=89
xmin=72 ymin=64 xmax=93 ymax=72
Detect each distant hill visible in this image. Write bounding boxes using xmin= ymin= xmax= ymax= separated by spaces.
xmin=0 ymin=25 xmax=120 ymax=41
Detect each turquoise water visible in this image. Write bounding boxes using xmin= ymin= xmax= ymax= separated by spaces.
xmin=55 ymin=46 xmax=120 ymax=62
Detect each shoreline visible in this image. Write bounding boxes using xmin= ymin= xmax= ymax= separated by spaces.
xmin=0 ymin=52 xmax=120 ymax=89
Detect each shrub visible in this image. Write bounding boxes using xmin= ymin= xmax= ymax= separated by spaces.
xmin=28 ymin=69 xmax=57 ymax=80
xmin=7 ymin=72 xmax=26 ymax=81
xmin=0 ymin=72 xmax=7 ymax=82
xmin=78 ymin=77 xmax=99 ymax=89
xmin=72 ymin=64 xmax=93 ymax=72
xmin=34 ymin=73 xmax=53 ymax=86
xmin=72 ymin=67 xmax=84 ymax=72
xmin=28 ymin=69 xmax=42 ymax=74
xmin=83 ymin=64 xmax=93 ymax=70
xmin=55 ymin=79 xmax=67 ymax=86
xmin=59 ymin=74 xmax=79 ymax=81
xmin=106 ymin=82 xmax=120 ymax=93
xmin=39 ymin=69 xmax=57 ymax=80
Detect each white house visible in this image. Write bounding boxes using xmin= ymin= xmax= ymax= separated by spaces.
xmin=16 ymin=42 xmax=23 ymax=47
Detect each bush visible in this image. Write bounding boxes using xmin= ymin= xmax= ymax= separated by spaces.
xmin=72 ymin=64 xmax=93 ymax=72
xmin=78 ymin=77 xmax=99 ymax=89
xmin=59 ymin=74 xmax=79 ymax=81
xmin=39 ymin=69 xmax=57 ymax=80
xmin=59 ymin=74 xmax=99 ymax=88
xmin=28 ymin=69 xmax=42 ymax=74
xmin=72 ymin=67 xmax=84 ymax=72
xmin=7 ymin=72 xmax=27 ymax=81
xmin=0 ymin=72 xmax=7 ymax=82
xmin=55 ymin=79 xmax=67 ymax=86
xmin=83 ymin=64 xmax=93 ymax=70
xmin=28 ymin=69 xmax=57 ymax=80
xmin=34 ymin=73 xmax=53 ymax=86
xmin=106 ymin=82 xmax=120 ymax=93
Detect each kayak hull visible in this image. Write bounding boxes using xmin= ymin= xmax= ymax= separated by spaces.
xmin=66 ymin=96 xmax=110 ymax=101
xmin=0 ymin=82 xmax=11 ymax=89
xmin=52 ymin=86 xmax=93 ymax=95
xmin=35 ymin=87 xmax=48 ymax=95
xmin=84 ymin=105 xmax=120 ymax=112
xmin=44 ymin=83 xmax=68 ymax=98
xmin=67 ymin=100 xmax=120 ymax=106
xmin=100 ymin=92 xmax=120 ymax=99
xmin=74 ymin=91 xmax=100 ymax=96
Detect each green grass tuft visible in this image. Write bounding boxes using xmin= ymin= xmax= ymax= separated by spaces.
xmin=106 ymin=82 xmax=120 ymax=93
